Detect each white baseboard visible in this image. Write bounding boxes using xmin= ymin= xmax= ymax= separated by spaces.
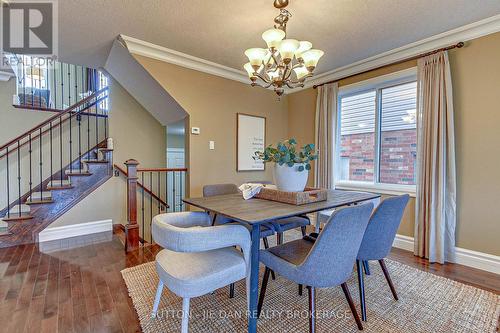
xmin=38 ymin=219 xmax=113 ymax=242
xmin=393 ymin=234 xmax=500 ymax=275
xmin=393 ymin=234 xmax=415 ymax=252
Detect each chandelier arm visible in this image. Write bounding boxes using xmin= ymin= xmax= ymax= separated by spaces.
xmin=253 ymin=81 xmax=273 ymax=89
xmin=270 ymin=51 xmax=281 ymax=65
xmin=254 ymin=72 xmax=271 ymax=84
xmin=283 ymin=65 xmax=294 ymax=81
xmin=266 ymin=63 xmax=279 ymax=73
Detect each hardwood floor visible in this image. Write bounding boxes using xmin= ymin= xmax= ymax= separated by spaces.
xmin=0 ymin=229 xmax=498 ymax=333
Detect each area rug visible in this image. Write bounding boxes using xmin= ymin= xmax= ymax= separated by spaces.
xmin=122 ymin=259 xmax=500 ymax=333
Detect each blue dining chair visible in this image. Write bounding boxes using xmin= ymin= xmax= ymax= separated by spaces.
xmin=258 ymin=203 xmax=374 ymax=332
xmin=203 ymin=184 xmax=277 ymax=290
xmin=250 ymin=181 xmax=311 ymax=245
xmin=356 ymin=194 xmax=410 ymax=321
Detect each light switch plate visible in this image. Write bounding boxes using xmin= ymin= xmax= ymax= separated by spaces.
xmin=209 ymin=141 xmax=215 ymax=150
xmin=191 ymin=127 xmax=200 ymax=135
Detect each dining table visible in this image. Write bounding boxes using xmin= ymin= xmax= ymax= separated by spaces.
xmin=183 ymin=189 xmax=381 ymax=333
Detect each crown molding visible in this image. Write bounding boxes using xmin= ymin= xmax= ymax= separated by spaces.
xmin=297 ymin=14 xmax=500 ymax=92
xmin=120 ymin=14 xmax=500 ymax=95
xmin=120 ymin=35 xmax=249 ymax=84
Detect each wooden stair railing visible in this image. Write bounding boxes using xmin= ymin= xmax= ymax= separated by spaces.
xmin=117 ymin=160 xmax=188 ymax=252
xmin=0 ymin=87 xmax=109 ymax=221
xmin=113 ymin=164 xmax=169 ymax=210
xmin=0 ymin=92 xmax=109 ymax=160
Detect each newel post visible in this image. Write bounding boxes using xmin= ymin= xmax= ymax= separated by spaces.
xmin=125 ymin=159 xmax=140 ymax=252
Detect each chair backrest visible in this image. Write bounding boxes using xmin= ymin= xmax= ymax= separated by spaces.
xmin=152 ymin=212 xmax=251 ymax=258
xmin=299 ymin=203 xmax=374 ymax=287
xmin=152 ymin=211 xmax=211 ymax=252
xmin=357 ymin=194 xmax=410 ymax=260
xmin=203 ymin=184 xmax=239 ymax=197
xmin=202 ymin=184 xmax=239 ymax=225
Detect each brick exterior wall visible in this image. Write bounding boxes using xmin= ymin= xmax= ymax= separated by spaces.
xmin=340 ymin=129 xmax=416 ymax=185
xmin=380 ymin=129 xmax=417 ymax=185
xmin=340 ymin=133 xmax=375 ymax=181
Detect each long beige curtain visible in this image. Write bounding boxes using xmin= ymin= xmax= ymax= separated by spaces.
xmin=414 ymin=51 xmax=457 ymax=264
xmin=314 ymin=82 xmax=338 ymax=189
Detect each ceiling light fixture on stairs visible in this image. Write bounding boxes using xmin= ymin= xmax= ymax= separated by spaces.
xmin=244 ymin=0 xmax=324 ymax=96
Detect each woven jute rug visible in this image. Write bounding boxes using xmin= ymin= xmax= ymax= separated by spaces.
xmin=122 ymin=259 xmax=500 ymax=333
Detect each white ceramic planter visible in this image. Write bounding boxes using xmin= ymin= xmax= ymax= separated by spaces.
xmin=273 ymin=163 xmax=309 ymax=192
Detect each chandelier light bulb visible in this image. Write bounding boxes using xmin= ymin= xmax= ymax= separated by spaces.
xmin=293 ymin=66 xmax=309 ymax=81
xmin=278 ymin=39 xmax=300 ymax=64
xmin=301 ymin=49 xmax=324 ymax=71
xmin=245 ymin=48 xmax=267 ymax=70
xmin=295 ymin=41 xmax=312 ymax=60
xmin=262 ymin=28 xmax=286 ymax=49
xmin=244 ymin=62 xmax=258 ymax=79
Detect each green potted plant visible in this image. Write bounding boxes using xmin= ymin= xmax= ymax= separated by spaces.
xmin=254 ymin=138 xmax=318 ymax=192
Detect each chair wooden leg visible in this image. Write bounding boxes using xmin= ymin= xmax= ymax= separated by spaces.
xmin=298 ymin=284 xmax=303 ymax=296
xmin=257 ymin=267 xmax=271 ymax=318
xmin=307 ymin=286 xmax=316 ymax=333
xmin=300 ymin=226 xmax=307 ymax=237
xmin=379 ymin=259 xmax=398 ymax=300
xmin=151 ymin=281 xmax=164 ymax=318
xmin=263 ymin=238 xmax=276 ymax=280
xmin=181 ymin=298 xmax=190 ymax=333
xmin=356 ymin=260 xmax=367 ymax=321
xmin=229 ymin=283 xmax=235 ymax=298
xmin=341 ymin=283 xmax=363 ymax=331
xmin=362 ymin=260 xmax=371 ymax=275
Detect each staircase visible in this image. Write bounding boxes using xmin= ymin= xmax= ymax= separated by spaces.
xmin=0 ymin=58 xmax=112 ymax=247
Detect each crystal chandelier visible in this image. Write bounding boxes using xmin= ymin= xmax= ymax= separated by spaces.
xmin=244 ymin=0 xmax=324 ymax=96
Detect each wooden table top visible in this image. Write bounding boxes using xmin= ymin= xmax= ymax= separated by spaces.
xmin=183 ymin=190 xmax=380 ymax=224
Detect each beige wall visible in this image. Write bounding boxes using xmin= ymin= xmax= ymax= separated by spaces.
xmin=287 ymin=32 xmax=500 ymax=256
xmin=287 ymin=88 xmax=317 ymax=187
xmin=134 ymin=55 xmax=289 ymax=197
xmin=449 ymin=32 xmax=500 ymax=256
xmin=49 ymin=78 xmax=166 ymax=228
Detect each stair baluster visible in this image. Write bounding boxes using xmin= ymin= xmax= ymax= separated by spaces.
xmin=17 ymin=141 xmax=21 ymax=216
xmin=115 ymin=163 xmax=188 ymax=251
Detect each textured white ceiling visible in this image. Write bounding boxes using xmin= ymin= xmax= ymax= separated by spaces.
xmin=59 ymin=0 xmax=500 ymax=74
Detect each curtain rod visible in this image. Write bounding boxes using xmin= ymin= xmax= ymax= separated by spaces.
xmin=313 ymin=41 xmax=464 ymax=89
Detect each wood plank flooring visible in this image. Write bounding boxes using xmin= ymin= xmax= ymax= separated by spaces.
xmin=0 ymin=229 xmax=498 ymax=333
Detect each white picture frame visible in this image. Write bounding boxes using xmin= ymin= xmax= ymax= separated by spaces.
xmin=237 ymin=113 xmax=266 ymax=171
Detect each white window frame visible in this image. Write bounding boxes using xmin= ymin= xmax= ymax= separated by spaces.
xmin=334 ymin=67 xmax=417 ymax=197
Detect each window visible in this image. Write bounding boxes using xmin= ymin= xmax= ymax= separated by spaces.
xmin=336 ymin=70 xmax=417 ymax=194
xmin=17 ymin=55 xmax=49 ymax=89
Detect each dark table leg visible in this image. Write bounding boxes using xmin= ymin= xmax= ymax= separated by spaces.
xmin=248 ymin=224 xmax=261 ymax=333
